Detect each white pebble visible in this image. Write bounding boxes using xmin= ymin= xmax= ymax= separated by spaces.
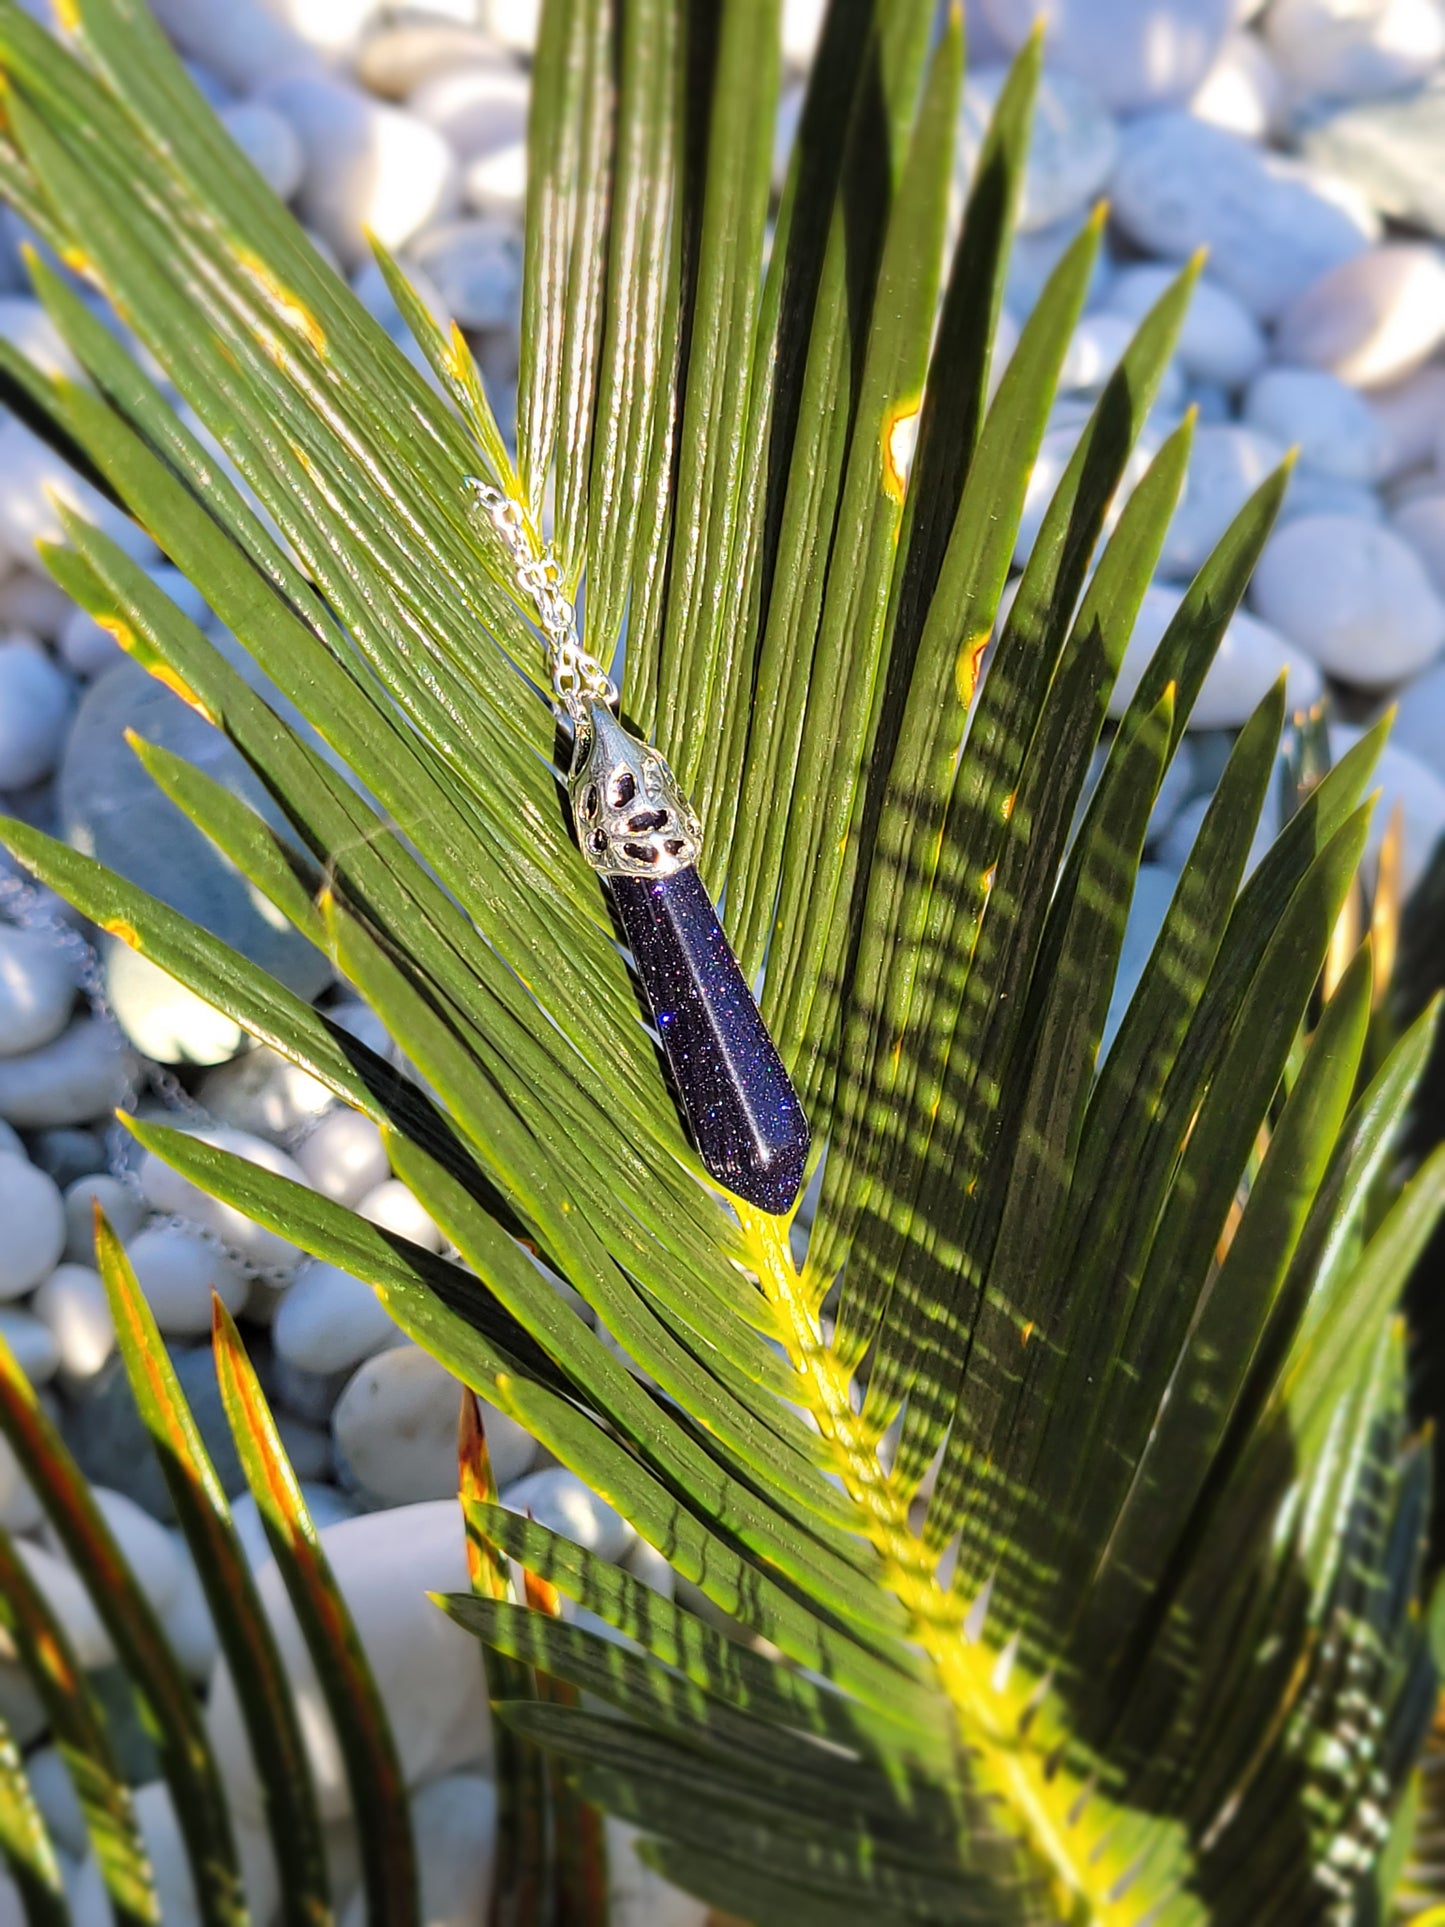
xmin=0 ymin=926 xmax=77 ymax=1058
xmin=31 ymin=1262 xmax=116 ymax=1383
xmin=1243 ymin=366 xmax=1385 ymax=483
xmin=0 ymin=571 xmax=70 ymax=640
xmin=207 ymin=1501 xmax=493 ymax=1824
xmin=0 ymin=1308 xmax=59 ymax=1384
xmin=15 ymin=1539 xmax=114 ymax=1668
xmin=0 ymin=1153 xmax=64 ymax=1298
xmin=1105 ymin=265 xmax=1265 ymax=390
xmin=958 ymin=65 xmax=1116 ymax=234
xmin=145 ymin=0 xmax=322 ymax=92
xmin=295 ymin=1109 xmax=390 ymax=1207
xmin=1333 ymin=723 xmax=1445 ymax=898
xmin=260 ymin=75 xmax=461 ymax=268
xmin=1004 ymin=207 xmax=1115 ymax=315
xmin=1251 ymin=512 xmax=1445 ymax=686
xmin=1188 ymin=29 xmax=1285 ymax=138
xmin=160 ymin=1538 xmax=217 ymax=1683
xmin=140 ymin=1127 xmax=312 ymax=1273
xmin=1368 ymin=365 xmax=1445 ymax=481
xmin=264 ymin=0 xmax=382 ymax=60
xmin=220 ymin=101 xmax=305 ymax=204
xmin=464 ymin=141 xmax=527 ymax=217
xmin=407 ymin=60 xmax=528 ymax=162
xmin=484 ymin=0 xmax=541 ymax=51
xmin=1110 ymin=111 xmax=1376 ymax=322
xmin=340 ymin=1775 xmax=496 ymax=1927
xmin=407 ymin=217 xmax=522 ymax=332
xmin=334 ymin=1343 xmax=535 ymax=1503
xmin=0 ymin=637 xmax=70 ymax=790
xmin=198 ymin=1043 xmax=334 ymax=1141
xmin=1159 ymin=423 xmax=1285 ymax=578
xmin=43 ymin=1486 xmax=181 ymax=1617
xmin=0 ymin=420 xmax=156 ymax=574
xmin=63 ymin=1174 xmax=147 ymax=1264
xmin=0 ymin=1017 xmax=136 ymax=1129
xmin=123 ymin=1223 xmax=248 ymax=1337
xmin=1391 ymin=658 xmax=1445 ymax=783
xmin=358 ymin=21 xmax=503 ymax=96
xmin=978 ymin=0 xmax=1233 ymax=111
xmin=358 ymin=1178 xmax=443 ymax=1252
xmin=1109 ymin=583 xmax=1322 ymax=729
xmin=273 ymin=1258 xmax=400 ymax=1376
xmin=105 ymin=944 xmax=246 ymax=1067
xmin=1058 ymin=312 xmax=1134 ymax=393
xmin=276 ymin=1416 xmax=333 ymax=1483
xmin=501 ymin=1465 xmax=634 ymax=1561
xmin=1276 ymin=469 xmax=1383 ymax=524
xmin=1264 ymin=0 xmax=1445 ymax=104
xmin=1392 ymin=491 xmax=1445 ymax=596
xmin=1273 ymin=243 xmax=1445 ymax=390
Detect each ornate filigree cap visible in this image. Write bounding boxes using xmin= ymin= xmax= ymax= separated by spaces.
xmin=568 ymin=700 xmax=702 ymax=880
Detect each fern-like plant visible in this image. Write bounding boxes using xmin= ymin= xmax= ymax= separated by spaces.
xmin=0 ymin=0 xmax=1442 ymax=1921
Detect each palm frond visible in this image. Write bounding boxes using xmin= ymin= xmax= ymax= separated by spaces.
xmin=0 ymin=0 xmax=1440 ymax=1919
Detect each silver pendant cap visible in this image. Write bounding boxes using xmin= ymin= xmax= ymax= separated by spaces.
xmin=568 ymin=700 xmax=702 ymax=880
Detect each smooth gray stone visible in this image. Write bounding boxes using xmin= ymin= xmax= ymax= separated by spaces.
xmin=1303 ymin=81 xmax=1445 ymax=239
xmin=58 ymin=659 xmax=330 ymax=1004
xmin=30 ymin=1128 xmax=107 ymax=1189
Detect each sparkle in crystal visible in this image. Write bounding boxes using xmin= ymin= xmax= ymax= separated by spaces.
xmin=609 ymin=866 xmax=809 ymax=1215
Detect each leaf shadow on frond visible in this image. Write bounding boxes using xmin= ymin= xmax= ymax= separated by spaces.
xmin=0 ymin=0 xmax=1438 ymax=1920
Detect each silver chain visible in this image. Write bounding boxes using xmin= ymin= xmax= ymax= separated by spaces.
xmin=466 ymin=478 xmax=617 ymax=715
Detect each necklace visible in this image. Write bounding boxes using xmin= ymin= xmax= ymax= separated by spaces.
xmin=468 ymin=479 xmax=810 ymax=1217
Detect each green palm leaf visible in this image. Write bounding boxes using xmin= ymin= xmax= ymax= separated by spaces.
xmin=0 ymin=0 xmax=1440 ymax=1919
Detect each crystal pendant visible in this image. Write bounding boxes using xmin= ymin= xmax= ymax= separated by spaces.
xmin=569 ymin=701 xmax=809 ymax=1215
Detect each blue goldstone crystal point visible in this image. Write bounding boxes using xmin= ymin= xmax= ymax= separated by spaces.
xmin=609 ymin=867 xmax=810 ymax=1215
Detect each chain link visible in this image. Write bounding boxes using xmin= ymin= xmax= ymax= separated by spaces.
xmin=466 ymin=477 xmax=618 ymax=714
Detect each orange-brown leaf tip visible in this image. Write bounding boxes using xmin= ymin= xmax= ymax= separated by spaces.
xmin=523 ymin=1568 xmax=562 ymax=1616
